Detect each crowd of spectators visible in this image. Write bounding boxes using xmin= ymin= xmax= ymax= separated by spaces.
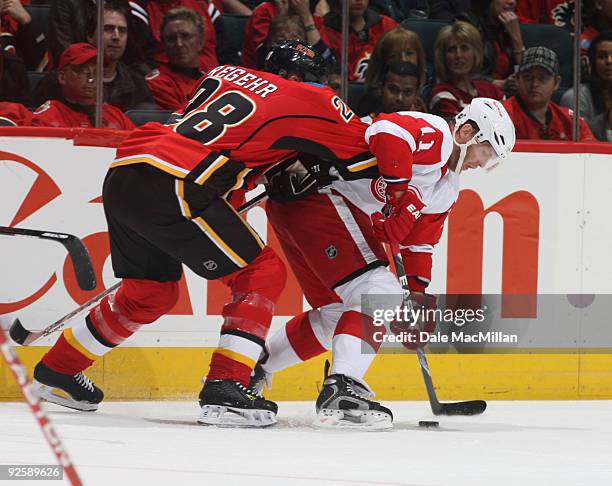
xmin=0 ymin=0 xmax=611 ymax=142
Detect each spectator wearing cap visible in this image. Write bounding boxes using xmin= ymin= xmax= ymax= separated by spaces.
xmin=35 ymin=2 xmax=155 ymax=112
xmin=145 ymin=7 xmax=206 ymax=111
xmin=32 ymin=43 xmax=136 ymax=130
xmin=503 ymin=46 xmax=595 ymax=141
xmin=430 ymin=21 xmax=503 ymax=119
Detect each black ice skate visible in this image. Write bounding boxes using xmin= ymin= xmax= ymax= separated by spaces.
xmin=32 ymin=362 xmax=104 ymax=412
xmin=315 ymin=374 xmax=393 ymax=430
xmin=197 ymin=379 xmax=278 ymax=427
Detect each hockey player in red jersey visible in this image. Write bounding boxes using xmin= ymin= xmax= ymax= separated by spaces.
xmin=31 ymin=40 xmax=380 ymax=428
xmin=253 ymin=97 xmax=516 ymax=428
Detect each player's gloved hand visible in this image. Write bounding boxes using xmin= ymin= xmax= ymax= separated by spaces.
xmin=371 ymin=187 xmax=425 ymax=244
xmin=389 ymin=292 xmax=437 ymax=350
xmin=266 ymin=162 xmax=337 ymax=203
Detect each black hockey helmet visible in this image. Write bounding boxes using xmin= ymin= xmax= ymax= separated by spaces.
xmin=264 ymin=39 xmax=327 ymax=83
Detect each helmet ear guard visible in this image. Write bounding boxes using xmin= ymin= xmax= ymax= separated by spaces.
xmin=453 ymin=98 xmax=516 ymax=172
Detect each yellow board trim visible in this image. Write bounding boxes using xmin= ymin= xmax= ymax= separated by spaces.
xmin=63 ymin=328 xmax=100 ymax=362
xmin=3 ymin=348 xmax=612 ymax=401
xmin=214 ymin=348 xmax=257 ymax=369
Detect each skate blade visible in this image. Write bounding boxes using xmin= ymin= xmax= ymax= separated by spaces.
xmin=314 ymin=409 xmax=393 ymax=430
xmin=32 ymin=381 xmax=99 ymax=412
xmin=197 ymin=405 xmax=277 ymax=428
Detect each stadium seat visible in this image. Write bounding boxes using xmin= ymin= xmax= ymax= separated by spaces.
xmin=24 ymin=4 xmax=50 ymax=38
xmin=520 ymin=24 xmax=574 ymax=89
xmin=217 ymin=14 xmax=249 ymax=66
xmin=125 ymin=109 xmax=173 ymax=126
xmin=400 ymin=19 xmax=449 ymax=81
xmin=27 ymin=71 xmax=47 ymax=94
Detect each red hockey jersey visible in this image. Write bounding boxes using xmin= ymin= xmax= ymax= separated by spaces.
xmin=32 ymin=100 xmax=135 ymax=130
xmin=241 ymin=1 xmax=277 ymax=69
xmin=0 ymin=102 xmax=33 ymax=126
xmin=429 ymin=80 xmax=504 ymax=118
xmin=144 ymin=0 xmax=219 ymax=72
xmin=113 ymin=65 xmax=373 ymax=187
xmin=503 ymin=96 xmax=595 ymax=141
xmin=145 ymin=63 xmax=204 ymax=111
xmin=316 ymin=10 xmax=397 ymax=83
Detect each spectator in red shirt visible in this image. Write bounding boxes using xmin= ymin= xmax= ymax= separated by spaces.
xmin=141 ymin=0 xmax=218 ymax=72
xmin=32 ymin=43 xmax=135 ymax=130
xmin=430 ymin=21 xmax=503 ymax=119
xmin=145 ymin=7 xmax=205 ymax=111
xmin=0 ymin=101 xmax=31 ymax=125
xmin=468 ymin=0 xmax=525 ymax=93
xmin=242 ymin=0 xmax=330 ymax=69
xmin=254 ymin=14 xmax=307 ymax=68
xmin=503 ymin=46 xmax=595 ymax=141
xmin=315 ymin=0 xmax=398 ymax=83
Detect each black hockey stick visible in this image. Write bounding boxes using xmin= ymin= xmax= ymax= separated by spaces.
xmin=0 ymin=226 xmax=96 ymax=291
xmin=391 ymin=249 xmax=487 ymax=416
xmin=7 ymin=194 xmax=268 ymax=346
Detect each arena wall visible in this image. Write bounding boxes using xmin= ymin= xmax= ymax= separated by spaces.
xmin=1 ymin=128 xmax=611 ymax=401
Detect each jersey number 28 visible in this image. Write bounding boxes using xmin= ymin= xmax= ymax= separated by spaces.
xmin=172 ymin=77 xmax=256 ymax=145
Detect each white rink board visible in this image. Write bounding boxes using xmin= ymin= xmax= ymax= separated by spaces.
xmin=1 ymin=133 xmax=612 ymax=347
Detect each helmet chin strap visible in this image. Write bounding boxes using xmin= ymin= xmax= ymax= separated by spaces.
xmin=452 ymin=125 xmax=478 ymax=173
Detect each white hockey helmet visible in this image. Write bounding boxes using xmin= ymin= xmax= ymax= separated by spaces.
xmin=453 ymin=97 xmax=516 ymax=172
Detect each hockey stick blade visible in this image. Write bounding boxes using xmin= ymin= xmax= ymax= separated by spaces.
xmin=9 ymin=318 xmax=30 ymax=345
xmin=0 ymin=226 xmax=96 ymax=291
xmin=436 ymin=400 xmax=487 ymax=416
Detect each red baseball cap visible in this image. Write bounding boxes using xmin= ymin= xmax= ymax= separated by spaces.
xmin=59 ymin=43 xmax=97 ymax=70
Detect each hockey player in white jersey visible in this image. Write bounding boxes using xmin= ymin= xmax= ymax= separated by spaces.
xmin=254 ymin=98 xmax=516 ymax=429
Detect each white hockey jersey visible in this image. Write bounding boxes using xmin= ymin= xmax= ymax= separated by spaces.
xmin=330 ymin=111 xmax=460 ymax=216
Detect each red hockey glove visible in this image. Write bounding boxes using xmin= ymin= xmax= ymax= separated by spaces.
xmin=389 ymin=292 xmax=437 ymax=350
xmin=371 ymin=187 xmax=425 ymax=244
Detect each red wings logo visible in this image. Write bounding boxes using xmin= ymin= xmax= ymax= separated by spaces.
xmin=371 ymin=177 xmax=386 ymax=203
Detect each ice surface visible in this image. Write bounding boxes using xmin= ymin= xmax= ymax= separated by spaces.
xmin=1 ymin=400 xmax=611 ymax=486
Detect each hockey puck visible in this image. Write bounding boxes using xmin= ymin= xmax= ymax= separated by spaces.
xmin=418 ymin=420 xmax=439 ymax=428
